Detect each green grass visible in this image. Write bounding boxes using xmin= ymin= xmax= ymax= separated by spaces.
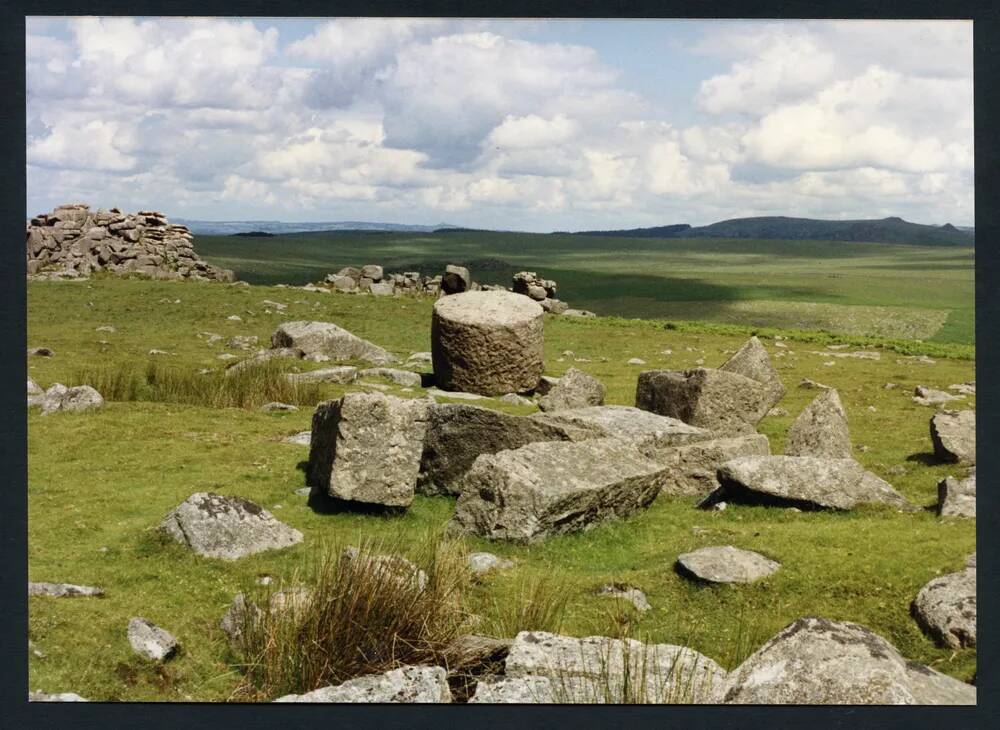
xmin=194 ymin=231 xmax=975 ymax=344
xmin=28 ymin=278 xmax=975 ymax=701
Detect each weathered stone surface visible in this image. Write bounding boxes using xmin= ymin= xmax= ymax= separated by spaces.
xmin=369 ymin=281 xmax=395 ymax=296
xmin=785 ymin=388 xmax=852 ymax=459
xmin=360 ymin=264 xmax=384 ymax=282
xmin=450 ymin=438 xmax=669 ymax=542
xmin=431 ymin=291 xmax=544 ymax=396
xmin=966 ymin=552 xmax=976 ymax=569
xmin=327 ymin=274 xmax=358 ymax=292
xmin=39 ymin=383 xmax=103 ymax=415
xmin=287 ymin=366 xmax=358 ymax=385
xmin=719 ymin=336 xmax=785 ymax=408
xmin=468 ymin=552 xmax=515 ymax=575
xmin=635 ymin=368 xmax=772 ymax=436
xmin=644 ymin=434 xmax=771 ymax=497
xmin=271 ymin=321 xmax=396 ymax=364
xmin=469 ymin=675 xmax=556 ymax=703
xmin=539 ymin=298 xmax=569 ymax=314
xmin=307 ymin=393 xmax=429 ymax=507
xmin=359 ymin=367 xmax=423 ymax=387
xmin=597 ymin=584 xmax=652 ymax=612
xmin=340 ymin=546 xmax=428 ymax=591
xmin=912 ymin=567 xmax=976 ymax=649
xmin=504 ymin=631 xmax=727 ymax=703
xmin=417 ymin=403 xmax=584 ymax=496
xmin=29 ymin=582 xmax=104 ymax=597
xmin=160 ymin=492 xmax=303 ymax=560
xmin=260 ymin=402 xmax=298 ymax=412
xmin=722 ymin=616 xmax=975 ymax=704
xmin=441 ymin=264 xmax=471 ymax=294
xmin=29 ymin=691 xmax=89 ymax=702
xmin=27 ymin=377 xmax=42 ymax=395
xmin=532 ymin=405 xmax=711 ymax=448
xmin=283 ymin=431 xmax=311 ymax=446
xmin=275 ymin=665 xmax=451 ymax=703
xmin=930 ymin=410 xmax=975 ymax=464
xmin=676 ymin=546 xmax=781 ymax=584
xmin=938 ymin=473 xmax=975 ymax=518
xmin=709 ymin=456 xmax=914 ymax=511
xmin=537 ymin=368 xmax=605 ymax=412
xmin=442 ymin=634 xmax=513 ymax=702
xmin=913 ymin=385 xmax=964 ymax=406
xmin=127 ymin=617 xmax=179 ymax=661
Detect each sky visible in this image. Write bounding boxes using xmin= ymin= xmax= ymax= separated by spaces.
xmin=25 ymin=17 xmax=974 ymax=231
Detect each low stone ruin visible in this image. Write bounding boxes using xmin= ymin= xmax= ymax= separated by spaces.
xmin=26 ymin=203 xmax=235 ymax=282
xmin=512 ymin=271 xmax=568 ymax=313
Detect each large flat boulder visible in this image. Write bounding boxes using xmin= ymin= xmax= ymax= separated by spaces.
xmin=719 ymin=336 xmax=785 ymax=408
xmin=635 ymin=368 xmax=772 ymax=436
xmin=676 ymin=545 xmax=780 ymax=584
xmin=912 ymin=567 xmax=976 ymax=649
xmin=39 ymin=383 xmax=104 ymax=415
xmin=642 ymin=434 xmax=771 ymax=497
xmin=449 ymin=438 xmax=667 ymax=542
xmin=938 ymin=472 xmax=976 ymax=518
xmin=307 ymin=393 xmax=429 ymax=507
xmin=533 ymin=405 xmax=711 ymax=448
xmin=160 ymin=492 xmax=303 ymax=560
xmin=708 ymin=455 xmax=914 ymax=511
xmin=275 ymin=665 xmax=451 ymax=703
xmin=785 ymin=388 xmax=852 ymax=459
xmin=431 ymin=291 xmax=544 ymax=396
xmin=930 ymin=410 xmax=975 ymax=464
xmin=469 ymin=675 xmax=556 ymax=703
xmin=537 ymin=368 xmax=605 ymax=412
xmin=504 ymin=631 xmax=727 ymax=703
xmin=723 ymin=616 xmax=975 ymax=704
xmin=271 ymin=321 xmax=396 ymax=364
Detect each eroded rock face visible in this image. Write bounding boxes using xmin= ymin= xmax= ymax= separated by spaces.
xmin=537 ymin=368 xmax=605 ymax=412
xmin=938 ymin=473 xmax=976 ymax=518
xmin=635 ymin=368 xmax=772 ymax=436
xmin=504 ymin=631 xmax=727 ymax=704
xmin=307 ymin=393 xmax=430 ymax=507
xmin=708 ymin=456 xmax=914 ymax=511
xmin=642 ymin=434 xmax=771 ymax=497
xmin=127 ymin=617 xmax=179 ymax=662
xmin=676 ymin=546 xmax=780 ymax=584
xmin=469 ymin=675 xmax=556 ymax=703
xmin=159 ymin=492 xmax=303 ymax=560
xmin=785 ymin=389 xmax=852 ymax=459
xmin=431 ymin=291 xmax=544 ymax=396
xmin=912 ymin=567 xmax=976 ymax=649
xmin=275 ymin=665 xmax=452 ymax=703
xmin=442 ymin=634 xmax=512 ymax=702
xmin=719 ymin=336 xmax=785 ymax=409
xmin=532 ymin=405 xmax=711 ymax=448
xmin=449 ymin=438 xmax=667 ymax=542
xmin=38 ymin=384 xmax=103 ymax=415
xmin=722 ymin=616 xmax=976 ymax=705
xmin=930 ymin=410 xmax=975 ymax=464
xmin=271 ymin=321 xmax=396 ymax=364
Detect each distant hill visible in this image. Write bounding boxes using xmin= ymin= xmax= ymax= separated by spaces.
xmin=175 ymin=219 xmax=461 ymax=236
xmin=569 ymin=216 xmax=974 ymax=246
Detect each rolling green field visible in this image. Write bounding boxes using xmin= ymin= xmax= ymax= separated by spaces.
xmin=196 ymin=231 xmax=975 ymax=345
xmin=27 ymin=278 xmax=975 ymax=702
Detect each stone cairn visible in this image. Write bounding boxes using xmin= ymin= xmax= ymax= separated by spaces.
xmin=26 ymin=203 xmax=236 ymax=282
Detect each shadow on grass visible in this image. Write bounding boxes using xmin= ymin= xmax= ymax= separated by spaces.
xmin=906 ymin=452 xmax=941 ymax=466
xmin=305 ymin=487 xmax=407 ymax=518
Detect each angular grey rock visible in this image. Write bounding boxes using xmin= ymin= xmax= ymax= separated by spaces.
xmin=327 ymin=274 xmax=358 ymax=292
xmin=500 ymin=393 xmax=534 ymax=406
xmin=275 ymin=665 xmax=451 ymax=703
xmin=966 ymin=553 xmax=976 ymax=569
xmin=27 ymin=377 xmax=42 ymax=395
xmin=722 ymin=616 xmax=975 ymax=704
xmin=359 ymin=367 xmax=423 ymax=388
xmin=39 ymin=383 xmax=104 ymax=415
xmin=534 ymin=375 xmax=560 ymax=396
xmin=360 ymin=264 xmax=384 ymax=282
xmin=449 ymin=438 xmax=669 ymax=542
xmin=539 ymin=298 xmax=569 ymax=314
xmin=307 ymin=393 xmax=429 ymax=507
xmin=260 ymin=402 xmax=298 ymax=412
xmin=913 ymin=385 xmax=964 ymax=406
xmin=341 ymin=546 xmax=428 ymax=592
xmin=271 ymin=321 xmax=396 ymax=364
xmin=431 ymin=291 xmax=544 ymax=396
xmin=710 ymin=456 xmax=914 ymax=511
xmin=127 ymin=617 xmax=179 ymax=662
xmin=443 ymin=634 xmax=514 ymax=702
xmin=938 ymin=473 xmax=975 ymax=518
xmin=468 ymin=551 xmax=515 ymax=575
xmin=469 ymin=675 xmax=556 ymax=703
xmin=930 ymin=410 xmax=975 ymax=464
xmin=562 ymin=309 xmax=596 ymax=317
xmin=537 ymin=368 xmax=605 ymax=412
xmin=597 ymin=584 xmax=652 ymax=612
xmin=532 ymin=405 xmax=711 ymax=448
xmin=504 ymin=631 xmax=727 ymax=703
xmin=799 ymin=378 xmax=830 ymax=390
xmin=635 ymin=368 xmax=772 ymax=436
xmin=676 ymin=546 xmax=781 ymax=584
xmin=29 ymin=582 xmax=104 ymax=597
xmin=283 ymin=431 xmax=312 ymax=446
xmin=912 ymin=568 xmax=976 ymax=649
xmin=29 ymin=691 xmax=89 ymax=702
xmin=785 ymin=388 xmax=852 ymax=459
xmin=441 ymin=264 xmax=471 ymax=294
xmin=719 ymin=336 xmax=785 ymax=408
xmin=286 ymin=366 xmax=358 ymax=385
xmin=160 ymin=492 xmax=303 ymax=560
xmin=369 ymin=281 xmax=395 ymax=296
xmin=640 ymin=434 xmax=772 ymax=497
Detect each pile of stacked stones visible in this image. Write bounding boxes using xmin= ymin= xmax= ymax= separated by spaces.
xmin=25 ymin=203 xmax=236 ymax=282
xmin=511 ymin=270 xmax=566 ymax=314
xmin=322 ymin=263 xmax=482 ymax=297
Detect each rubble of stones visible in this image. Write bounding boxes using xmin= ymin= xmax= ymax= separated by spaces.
xmin=26 ymin=203 xmax=236 ymax=282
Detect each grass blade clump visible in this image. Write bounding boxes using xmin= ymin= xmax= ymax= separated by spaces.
xmin=479 ymin=572 xmax=570 ymax=638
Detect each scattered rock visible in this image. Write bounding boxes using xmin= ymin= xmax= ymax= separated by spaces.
xmin=441 ymin=264 xmax=471 ymax=294
xmin=785 ymin=388 xmax=852 ymax=459
xmin=468 ymin=675 xmax=555 ymax=703
xmin=260 ymin=402 xmax=298 ymax=413
xmin=286 ymin=366 xmax=358 ymax=385
xmin=718 ymin=336 xmax=785 ymax=408
xmin=28 ymin=691 xmax=89 ymax=702
xmin=29 ymin=582 xmax=104 ymax=597
xmin=534 ymin=375 xmax=560 ymax=395
xmin=426 ymin=388 xmax=487 ymax=401
xmin=407 ymin=351 xmax=433 ymax=364
xmin=930 ymin=410 xmax=975 ymax=464
xmin=597 ymin=584 xmax=651 ymax=612
xmin=468 ymin=552 xmax=515 ymax=575
xmin=938 ymin=472 xmax=976 ymax=518
xmin=340 ymin=546 xmax=428 ymax=592
xmin=533 ymin=404 xmax=711 ymax=448
xmin=275 ymin=665 xmax=452 ymax=703
xmin=627 ymin=357 xmax=646 ymax=365
xmin=359 ymin=367 xmax=423 ymax=388
xmin=676 ymin=546 xmax=780 ymax=584
xmin=798 ymin=378 xmax=830 ymax=390
xmin=562 ymin=309 xmax=596 ymax=318
xmin=96 ymin=325 xmax=116 ymax=333
xmin=431 ymin=291 xmax=544 ymax=396
xmin=537 ymin=368 xmax=605 ymax=412
xmin=948 ymin=382 xmax=976 ymax=396
xmin=912 ymin=567 xmax=976 ymax=649
xmin=148 ymin=349 xmax=171 ymax=356
xmin=499 ymin=393 xmax=534 ymax=406
xmin=39 ymin=384 xmax=103 ymax=415
xmin=28 ymin=347 xmax=54 ymax=357
xmin=307 ymin=392 xmax=429 ymax=507
xmin=442 ymin=634 xmax=512 ymax=702
xmin=643 ymin=434 xmax=772 ymax=497
xmin=271 ymin=321 xmax=396 ymax=364
xmin=127 ymin=617 xmax=179 ymax=662
xmin=283 ymin=431 xmax=311 ymax=446
xmin=913 ymin=385 xmax=964 ymax=406
xmin=160 ymin=492 xmax=303 ymax=560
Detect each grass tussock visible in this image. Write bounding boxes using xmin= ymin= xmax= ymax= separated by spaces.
xmin=75 ymin=359 xmax=323 ymax=410
xmin=230 ymin=536 xmax=470 ymax=701
xmin=479 ymin=573 xmax=570 ymax=638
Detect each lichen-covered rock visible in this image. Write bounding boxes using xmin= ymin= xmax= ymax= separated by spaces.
xmin=39 ymin=383 xmax=103 ymax=415
xmin=449 ymin=438 xmax=668 ymax=542
xmin=537 ymin=368 xmax=605 ymax=412
xmin=708 ymin=455 xmax=914 ymax=511
xmin=938 ymin=473 xmax=975 ymax=518
xmin=271 ymin=321 xmax=396 ymax=364
xmin=532 ymin=405 xmax=711 ymax=448
xmin=913 ymin=385 xmax=965 ymax=406
xmin=308 ymin=393 xmax=429 ymax=507
xmin=642 ymin=434 xmax=771 ymax=497
xmin=469 ymin=675 xmax=556 ymax=703
xmin=785 ymin=388 xmax=852 ymax=459
xmin=468 ymin=552 xmax=515 ymax=575
xmin=719 ymin=336 xmax=785 ymax=408
xmin=442 ymin=634 xmax=512 ymax=702
xmin=359 ymin=367 xmax=423 ymax=387
xmin=676 ymin=546 xmax=780 ymax=584
xmin=275 ymin=665 xmax=451 ymax=703
xmin=441 ymin=264 xmax=471 ymax=294
xmin=127 ymin=617 xmax=179 ymax=662
xmin=431 ymin=291 xmax=544 ymax=396
xmin=597 ymin=584 xmax=652 ymax=612
xmin=723 ymin=616 xmax=975 ymax=704
xmin=635 ymin=368 xmax=772 ymax=436
xmin=159 ymin=492 xmax=303 ymax=560
xmin=912 ymin=567 xmax=976 ymax=649
xmin=29 ymin=582 xmax=104 ymax=597
xmin=286 ymin=366 xmax=358 ymax=384
xmin=930 ymin=410 xmax=975 ymax=464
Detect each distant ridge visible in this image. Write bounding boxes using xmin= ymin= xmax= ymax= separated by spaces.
xmin=568 ymin=216 xmax=974 ymax=246
xmin=175 ymin=219 xmax=461 ymax=236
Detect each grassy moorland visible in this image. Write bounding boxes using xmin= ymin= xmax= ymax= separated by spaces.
xmin=195 ymin=231 xmax=975 ymax=345
xmin=27 ymin=278 xmax=974 ymax=702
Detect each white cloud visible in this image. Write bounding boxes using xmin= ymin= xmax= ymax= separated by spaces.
xmin=28 ymin=119 xmax=137 ymax=172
